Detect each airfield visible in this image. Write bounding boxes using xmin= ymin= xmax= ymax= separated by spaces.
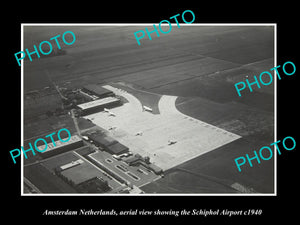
xmin=84 ymin=85 xmax=240 ymax=171
xmin=23 ymin=25 xmax=275 ymax=193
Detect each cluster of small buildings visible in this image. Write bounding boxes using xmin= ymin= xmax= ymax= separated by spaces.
xmin=87 ymin=132 xmax=129 ymax=156
xmin=124 ymin=154 xmax=163 ymax=175
xmin=28 ymin=84 xmax=163 ymax=194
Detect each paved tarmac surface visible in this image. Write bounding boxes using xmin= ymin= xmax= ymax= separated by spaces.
xmin=85 ymin=85 xmax=240 ymax=171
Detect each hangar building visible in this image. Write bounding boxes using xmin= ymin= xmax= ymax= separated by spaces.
xmin=105 ymin=142 xmax=129 ymax=155
xmin=77 ymin=97 xmax=121 ymax=115
xmin=36 ymin=135 xmax=83 ymax=158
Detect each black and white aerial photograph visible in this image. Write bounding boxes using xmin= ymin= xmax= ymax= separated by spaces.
xmin=22 ymin=24 xmax=275 ymax=195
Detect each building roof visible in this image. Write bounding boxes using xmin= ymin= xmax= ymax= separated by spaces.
xmin=36 ymin=135 xmax=82 ymax=154
xmin=88 ymin=133 xmax=117 ymax=147
xmin=60 ymin=159 xmax=84 ymax=170
xmin=82 ymin=84 xmax=113 ymax=97
xmin=77 ymin=97 xmax=120 ymax=110
xmin=88 ymin=133 xmax=128 ymax=154
xmin=124 ymin=156 xmax=141 ymax=164
xmin=147 ymin=163 xmax=163 ymax=174
xmin=106 ymin=142 xmax=129 ymax=155
xmin=60 ymin=162 xmax=102 ymax=185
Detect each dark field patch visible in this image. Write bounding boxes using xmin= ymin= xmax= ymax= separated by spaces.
xmin=24 ymin=163 xmax=77 ymax=193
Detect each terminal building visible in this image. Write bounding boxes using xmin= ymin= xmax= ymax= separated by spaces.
xmin=105 ymin=142 xmax=129 ymax=156
xmin=81 ymin=84 xmax=114 ymax=99
xmin=124 ymin=155 xmax=163 ymax=175
xmin=77 ymin=97 xmax=121 ymax=116
xmin=36 ymin=135 xmax=83 ymax=158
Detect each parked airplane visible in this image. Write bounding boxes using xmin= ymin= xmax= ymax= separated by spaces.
xmin=104 ymin=108 xmax=116 ymax=116
xmin=168 ymin=140 xmax=177 ymax=145
xmin=143 ymin=105 xmax=153 ymax=112
xmin=108 ymin=126 xmax=117 ymax=130
xmin=108 ymin=112 xmax=116 ymax=117
xmin=135 ymin=131 xmax=143 ymax=136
